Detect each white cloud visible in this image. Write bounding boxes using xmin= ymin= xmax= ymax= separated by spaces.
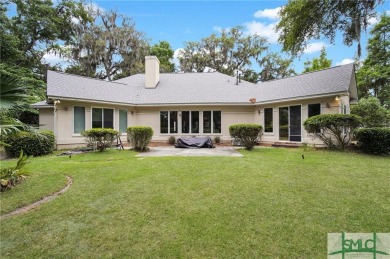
xmin=184 ymin=28 xmax=193 ymax=34
xmin=254 ymin=7 xmax=281 ymax=20
xmin=336 ymin=58 xmax=354 ymax=66
xmin=368 ymin=16 xmax=379 ymax=26
xmin=213 ymin=26 xmax=231 ymax=33
xmin=213 ymin=26 xmax=223 ymax=33
xmin=41 ymin=50 xmax=71 ymax=69
xmin=386 ymin=10 xmax=390 ymax=15
xmin=170 ymin=48 xmax=184 ymax=70
xmin=243 ymin=21 xmax=279 ymax=43
xmin=85 ymin=2 xmax=105 ymax=15
xmin=303 ymin=42 xmax=326 ymax=54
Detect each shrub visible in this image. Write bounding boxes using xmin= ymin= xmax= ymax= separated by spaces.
xmin=82 ymin=128 xmax=119 ymax=152
xmin=127 ymin=126 xmax=153 ymax=152
xmin=229 ymin=124 xmax=262 ymax=150
xmin=350 ymin=97 xmax=390 ymax=127
xmin=214 ymin=136 xmax=221 ymax=144
xmin=304 ymin=114 xmax=361 ymax=150
xmin=4 ymin=130 xmax=55 ymax=157
xmin=168 ymin=136 xmax=176 ymax=145
xmin=1 ymin=151 xmax=30 ymax=192
xmin=354 ymin=128 xmax=390 ymax=155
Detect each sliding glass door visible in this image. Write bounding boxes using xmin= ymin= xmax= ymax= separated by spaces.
xmin=279 ymin=105 xmax=301 ymax=142
xmin=289 ymin=105 xmax=301 ymax=142
xmin=279 ymin=107 xmax=289 ymax=141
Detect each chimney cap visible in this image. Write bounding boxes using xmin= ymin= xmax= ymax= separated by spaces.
xmin=145 ymin=56 xmax=160 ymax=64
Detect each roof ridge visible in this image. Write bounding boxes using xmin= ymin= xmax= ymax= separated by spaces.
xmin=259 ymin=63 xmax=354 ymax=84
xmin=48 ymin=70 xmax=127 ymax=85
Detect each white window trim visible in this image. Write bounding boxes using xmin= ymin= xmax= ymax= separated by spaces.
xmin=119 ymin=109 xmax=128 ymax=135
xmin=159 ymin=110 xmax=179 ymax=134
xmin=277 ymin=104 xmax=303 ymax=142
xmin=72 ymin=105 xmax=85 ymax=136
xmin=91 ymin=107 xmax=115 ymax=130
xmin=263 ymin=107 xmax=274 ymax=134
xmin=203 ymin=110 xmax=222 ymax=134
xmin=181 ymin=111 xmax=200 ymax=135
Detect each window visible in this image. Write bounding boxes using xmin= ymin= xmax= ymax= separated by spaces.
xmin=203 ymin=111 xmax=211 ymax=133
xmin=182 ymin=111 xmax=199 ymax=134
xmin=74 ymin=106 xmax=85 ymax=134
xmin=191 ymin=111 xmax=199 ymax=133
xmin=160 ymin=111 xmax=168 ymax=133
xmin=92 ymin=108 xmax=114 ymax=128
xmin=308 ymin=103 xmax=321 ymax=117
xmin=308 ymin=104 xmax=321 ymax=133
xmin=264 ymin=108 xmax=273 ymax=133
xmin=119 ymin=110 xmax=127 ymax=134
xmin=213 ymin=111 xmax=221 ymax=133
xmin=170 ymin=111 xmax=178 ymax=133
xmin=203 ymin=111 xmax=221 ymax=134
xmin=160 ymin=111 xmax=178 ymax=134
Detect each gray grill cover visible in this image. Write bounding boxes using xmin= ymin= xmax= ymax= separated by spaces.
xmin=175 ymin=137 xmax=215 ymax=148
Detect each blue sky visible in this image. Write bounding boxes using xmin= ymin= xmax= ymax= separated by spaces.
xmin=43 ymin=0 xmax=390 ymax=73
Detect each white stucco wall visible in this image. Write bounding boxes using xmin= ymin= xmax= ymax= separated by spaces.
xmin=43 ymin=94 xmax=350 ymax=149
xmin=257 ymin=96 xmax=349 ymax=146
xmin=38 ymin=108 xmax=54 ymax=132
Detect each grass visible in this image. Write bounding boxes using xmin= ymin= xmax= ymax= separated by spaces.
xmin=0 ymin=148 xmax=389 ymax=258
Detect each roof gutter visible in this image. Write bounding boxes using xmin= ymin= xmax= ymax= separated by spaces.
xmin=253 ymin=91 xmax=348 ymax=105
xmin=48 ymin=91 xmax=347 ymax=107
xmin=47 ymin=96 xmax=137 ymax=107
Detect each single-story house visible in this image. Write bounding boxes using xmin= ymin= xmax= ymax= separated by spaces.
xmin=32 ymin=56 xmax=358 ymax=149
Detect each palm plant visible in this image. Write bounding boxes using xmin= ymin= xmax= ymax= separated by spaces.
xmin=0 ymin=73 xmax=35 ymax=136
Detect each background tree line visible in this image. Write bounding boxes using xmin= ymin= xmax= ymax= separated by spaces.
xmin=0 ymin=0 xmax=388 ymax=137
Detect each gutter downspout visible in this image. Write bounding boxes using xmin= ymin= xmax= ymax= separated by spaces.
xmin=53 ymin=100 xmax=60 ymax=150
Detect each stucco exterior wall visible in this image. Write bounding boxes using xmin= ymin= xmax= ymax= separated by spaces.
xmin=53 ymin=101 xmax=133 ymax=148
xmin=133 ymin=105 xmax=255 ymax=142
xmin=38 ymin=108 xmax=54 ymax=132
xmin=43 ymin=95 xmax=350 ymax=149
xmin=257 ymin=96 xmax=349 ymax=146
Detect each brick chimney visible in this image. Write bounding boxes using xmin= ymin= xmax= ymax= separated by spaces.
xmin=145 ymin=56 xmax=160 ymax=88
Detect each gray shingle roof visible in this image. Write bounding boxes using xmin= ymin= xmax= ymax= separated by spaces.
xmin=43 ymin=63 xmax=354 ymax=106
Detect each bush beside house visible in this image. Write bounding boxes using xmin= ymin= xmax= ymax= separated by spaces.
xmin=82 ymin=128 xmax=119 ymax=152
xmin=127 ymin=126 xmax=153 ymax=151
xmin=354 ymin=128 xmax=390 ymax=155
xmin=4 ymin=130 xmax=55 ymax=157
xmin=229 ymin=124 xmax=262 ymax=150
xmin=304 ymin=114 xmax=361 ymax=150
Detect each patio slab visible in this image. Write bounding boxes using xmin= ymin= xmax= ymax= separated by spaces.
xmin=136 ymin=146 xmax=243 ymax=157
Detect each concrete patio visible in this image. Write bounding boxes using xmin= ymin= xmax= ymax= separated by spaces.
xmin=136 ymin=146 xmax=243 ymax=157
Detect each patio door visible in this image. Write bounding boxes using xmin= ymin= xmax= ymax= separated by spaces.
xmin=279 ymin=105 xmax=301 ymax=142
xmin=289 ymin=105 xmax=301 ymax=142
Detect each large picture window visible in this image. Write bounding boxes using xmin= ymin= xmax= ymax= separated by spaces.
xmin=264 ymin=108 xmax=273 ymax=133
xmin=160 ymin=111 xmax=178 ymax=134
xmin=182 ymin=111 xmax=199 ymax=134
xmin=74 ymin=106 xmax=85 ymax=134
xmin=203 ymin=110 xmax=221 ymax=134
xmin=119 ymin=110 xmax=127 ymax=134
xmin=92 ymin=108 xmax=114 ymax=128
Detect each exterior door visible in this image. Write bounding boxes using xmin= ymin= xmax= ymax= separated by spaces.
xmin=279 ymin=107 xmax=289 ymax=140
xmin=279 ymin=105 xmax=302 ymax=142
xmin=289 ymin=105 xmax=301 ymax=142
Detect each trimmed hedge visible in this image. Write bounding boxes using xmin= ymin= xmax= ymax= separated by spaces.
xmin=229 ymin=124 xmax=262 ymax=150
xmin=127 ymin=126 xmax=153 ymax=152
xmin=82 ymin=128 xmax=119 ymax=152
xmin=354 ymin=128 xmax=390 ymax=155
xmin=304 ymin=114 xmax=361 ymax=150
xmin=4 ymin=130 xmax=55 ymax=157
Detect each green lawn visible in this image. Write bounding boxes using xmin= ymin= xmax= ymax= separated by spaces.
xmin=0 ymin=148 xmax=389 ymax=258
